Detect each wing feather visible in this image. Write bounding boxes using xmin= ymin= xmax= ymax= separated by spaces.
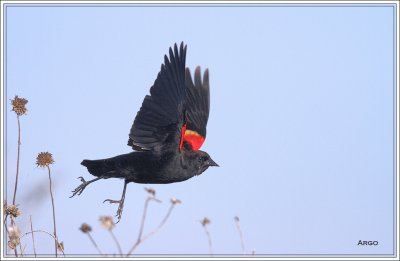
xmin=184 ymin=66 xmax=210 ymax=149
xmin=128 ymin=43 xmax=187 ymax=152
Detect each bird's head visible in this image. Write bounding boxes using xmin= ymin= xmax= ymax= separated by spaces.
xmin=192 ymin=150 xmax=219 ymax=175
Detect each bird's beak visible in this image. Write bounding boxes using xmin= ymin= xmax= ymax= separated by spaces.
xmin=208 ymin=158 xmax=219 ymax=167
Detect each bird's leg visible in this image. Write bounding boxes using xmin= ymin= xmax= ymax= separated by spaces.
xmin=103 ymin=180 xmax=128 ymax=223
xmin=70 ymin=177 xmax=102 ymax=198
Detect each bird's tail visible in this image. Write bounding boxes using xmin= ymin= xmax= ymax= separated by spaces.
xmin=81 ymin=159 xmax=116 ymax=178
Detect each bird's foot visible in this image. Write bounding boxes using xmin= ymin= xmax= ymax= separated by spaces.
xmin=103 ymin=199 xmax=121 ymax=204
xmin=70 ymin=177 xmax=89 ymax=198
xmin=103 ymin=199 xmax=124 ymax=223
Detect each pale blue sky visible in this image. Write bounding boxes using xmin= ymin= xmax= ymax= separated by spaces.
xmin=3 ymin=3 xmax=396 ymax=257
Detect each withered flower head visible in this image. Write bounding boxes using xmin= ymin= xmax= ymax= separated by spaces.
xmin=99 ymin=216 xmax=115 ymax=230
xmin=200 ymin=217 xmax=211 ymax=226
xmin=8 ymin=225 xmax=21 ymax=250
xmin=234 ymin=216 xmax=240 ymax=222
xmin=80 ymin=223 xmax=92 ymax=233
xmin=36 ymin=152 xmax=54 ymax=167
xmin=57 ymin=241 xmax=64 ymax=253
xmin=11 ymin=95 xmax=28 ymax=116
xmin=6 ymin=205 xmax=21 ymax=218
xmin=145 ymin=187 xmax=156 ymax=197
xmin=170 ymin=197 xmax=182 ymax=205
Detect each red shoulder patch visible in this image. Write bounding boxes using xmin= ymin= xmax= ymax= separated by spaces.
xmin=184 ymin=130 xmax=205 ymax=151
xmin=179 ymin=123 xmax=205 ymax=152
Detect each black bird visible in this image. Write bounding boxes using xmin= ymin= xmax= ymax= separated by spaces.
xmin=71 ymin=42 xmax=218 ymax=222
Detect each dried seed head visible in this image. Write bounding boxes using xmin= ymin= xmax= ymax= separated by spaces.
xmin=170 ymin=197 xmax=182 ymax=205
xmin=79 ymin=223 xmax=92 ymax=233
xmin=234 ymin=216 xmax=240 ymax=222
xmin=201 ymin=217 xmax=211 ymax=226
xmin=8 ymin=225 xmax=21 ymax=249
xmin=36 ymin=152 xmax=54 ymax=167
xmin=6 ymin=205 xmax=21 ymax=218
xmin=145 ymin=187 xmax=156 ymax=197
xmin=57 ymin=241 xmax=64 ymax=253
xmin=8 ymin=241 xmax=17 ymax=250
xmin=11 ymin=95 xmax=28 ymax=116
xmin=99 ymin=216 xmax=115 ymax=230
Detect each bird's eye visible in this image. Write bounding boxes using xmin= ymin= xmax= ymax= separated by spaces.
xmin=199 ymin=156 xmax=208 ymax=162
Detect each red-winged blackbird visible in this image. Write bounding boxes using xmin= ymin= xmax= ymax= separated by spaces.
xmin=71 ymin=42 xmax=218 ymax=222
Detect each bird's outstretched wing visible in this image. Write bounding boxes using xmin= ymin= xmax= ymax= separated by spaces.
xmin=128 ymin=42 xmax=187 ymax=153
xmin=180 ymin=67 xmax=210 ymax=151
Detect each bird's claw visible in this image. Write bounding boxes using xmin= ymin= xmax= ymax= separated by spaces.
xmin=103 ymin=199 xmax=121 ymax=204
xmin=103 ymin=199 xmax=124 ymax=223
xmin=70 ymin=177 xmax=88 ymax=198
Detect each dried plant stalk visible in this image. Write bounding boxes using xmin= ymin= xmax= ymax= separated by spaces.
xmin=30 ymin=216 xmax=37 ymax=257
xmin=109 ymin=230 xmax=122 ymax=256
xmin=21 ymin=228 xmax=65 ymax=256
xmin=12 ymin=116 xmax=21 ymax=206
xmin=9 ymin=96 xmax=27 ymax=256
xmin=200 ymin=217 xmax=213 ymax=256
xmin=234 ymin=216 xmax=245 ymax=254
xmin=47 ymin=165 xmax=58 ymax=257
xmin=126 ymin=192 xmax=179 ymax=256
xmin=87 ymin=233 xmax=104 ymax=256
xmin=203 ymin=225 xmax=213 ymax=255
xmin=10 ymin=116 xmax=21 ymax=258
xmin=80 ymin=223 xmax=105 ymax=255
xmin=99 ymin=216 xmax=122 ymax=256
xmin=127 ymin=200 xmax=176 ymax=256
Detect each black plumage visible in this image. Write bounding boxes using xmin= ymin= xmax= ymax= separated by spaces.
xmin=71 ymin=42 xmax=218 ymax=222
